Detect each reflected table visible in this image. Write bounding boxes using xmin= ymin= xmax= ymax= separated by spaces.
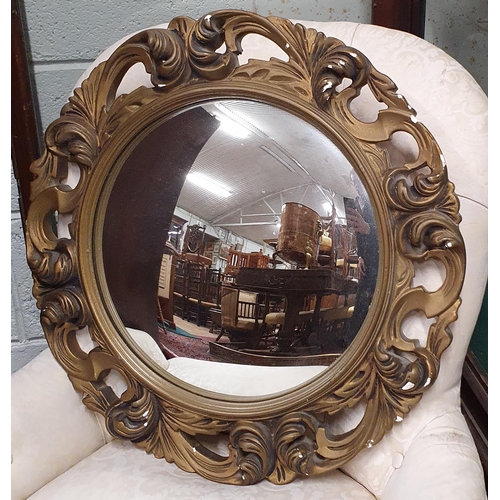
xmin=235 ymin=267 xmax=357 ymax=353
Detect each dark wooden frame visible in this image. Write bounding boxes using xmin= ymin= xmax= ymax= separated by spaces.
xmin=11 ymin=0 xmax=41 ymax=230
xmin=372 ymin=0 xmax=426 ymax=38
xmin=461 ymin=350 xmax=488 ymax=489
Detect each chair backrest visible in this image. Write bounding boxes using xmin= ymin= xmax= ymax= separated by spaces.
xmin=182 ymin=224 xmax=206 ymax=255
xmin=186 ymin=262 xmax=204 ymax=300
xmin=248 ymin=250 xmax=270 ymax=269
xmin=173 ymin=259 xmax=187 ymax=295
xmin=317 ymin=217 xmax=335 ymax=269
xmin=220 ymin=285 xmax=239 ymax=328
xmin=204 ymin=268 xmax=222 ymax=306
xmin=220 ymin=286 xmax=261 ymax=328
xmin=224 ymin=249 xmax=250 ymax=276
xmin=237 ymin=291 xmax=259 ymax=318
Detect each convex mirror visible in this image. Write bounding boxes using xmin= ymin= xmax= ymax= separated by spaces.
xmin=102 ymin=98 xmax=379 ymax=394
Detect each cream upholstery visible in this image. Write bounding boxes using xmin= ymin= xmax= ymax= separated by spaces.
xmin=12 ymin=20 xmax=487 ymax=500
xmin=166 ymin=357 xmax=328 ymax=396
xmin=27 ymin=440 xmax=378 ymax=500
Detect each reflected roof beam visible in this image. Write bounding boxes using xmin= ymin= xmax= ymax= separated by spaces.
xmin=208 ymin=102 xmax=320 ymax=185
xmin=217 ymin=221 xmax=279 ymax=227
xmin=211 ymin=183 xmax=315 ymax=225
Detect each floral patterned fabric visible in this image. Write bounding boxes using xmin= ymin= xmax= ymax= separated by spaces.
xmin=29 ymin=440 xmax=378 ymax=500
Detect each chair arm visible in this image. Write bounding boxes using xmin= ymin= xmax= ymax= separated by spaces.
xmin=382 ymin=410 xmax=486 ymax=500
xmin=11 ymin=349 xmax=110 ymax=500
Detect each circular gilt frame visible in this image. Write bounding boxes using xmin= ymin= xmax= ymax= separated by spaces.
xmin=26 ymin=11 xmax=465 ymax=486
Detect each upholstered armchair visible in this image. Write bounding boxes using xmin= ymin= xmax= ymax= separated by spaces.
xmin=12 ymin=19 xmax=487 ymax=500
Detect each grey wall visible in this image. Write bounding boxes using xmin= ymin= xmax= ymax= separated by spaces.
xmin=425 ymin=0 xmax=487 ymax=94
xmin=11 ymin=0 xmax=371 ymax=372
xmin=11 ymin=169 xmax=47 ymax=372
xmin=25 ymin=0 xmax=372 ymax=132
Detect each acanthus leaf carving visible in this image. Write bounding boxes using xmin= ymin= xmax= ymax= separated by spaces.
xmin=107 ymin=381 xmax=161 ymax=442
xmin=107 ymin=28 xmax=192 ymax=90
xmin=274 ymin=412 xmax=323 ymax=478
xmin=312 ymin=44 xmax=371 ymax=108
xmin=228 ymin=421 xmax=275 ymax=484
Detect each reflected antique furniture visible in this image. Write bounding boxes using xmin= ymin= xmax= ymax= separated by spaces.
xmin=224 ymin=248 xmax=271 ymax=280
xmin=157 ymin=240 xmax=179 ymax=329
xmin=205 ymin=268 xmax=223 ymax=306
xmin=317 ymin=216 xmax=336 ymax=268
xmin=182 ymin=224 xmax=206 ymax=255
xmin=13 ymin=14 xmax=486 ymax=500
xmin=234 ymin=267 xmax=357 ymax=353
xmin=185 ymin=261 xmax=206 ymax=325
xmin=172 ymin=257 xmax=188 ymax=318
xmin=338 ymin=226 xmax=360 ymax=280
xmin=224 ymin=248 xmax=251 ymax=277
xmin=183 ymin=252 xmax=212 ymax=266
xmin=173 ymin=258 xmax=222 ymax=326
xmin=275 ymin=202 xmax=323 ymax=268
xmin=219 ymin=285 xmax=265 ymax=347
xmin=193 ymin=267 xmax=223 ymax=328
xmin=247 ymin=250 xmax=271 ymax=269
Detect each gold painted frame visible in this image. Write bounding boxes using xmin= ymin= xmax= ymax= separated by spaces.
xmin=26 ymin=11 xmax=465 ymax=485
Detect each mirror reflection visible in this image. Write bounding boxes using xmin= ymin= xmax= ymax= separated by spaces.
xmin=103 ymin=100 xmax=379 ymax=388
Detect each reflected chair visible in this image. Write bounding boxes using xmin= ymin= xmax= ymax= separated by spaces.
xmin=317 ymin=216 xmax=336 ymax=268
xmin=264 ymin=293 xmax=355 ymax=352
xmin=248 ymin=250 xmax=271 ymax=269
xmin=339 ymin=227 xmax=359 ymax=280
xmin=185 ymin=263 xmax=222 ymax=327
xmin=200 ymin=267 xmax=223 ymax=331
xmin=219 ymin=285 xmax=265 ymax=347
xmin=202 ymin=268 xmax=221 ymax=307
xmin=157 ymin=241 xmax=179 ymax=329
xmin=224 ymin=248 xmax=250 ymax=278
xmin=264 ymin=308 xmax=314 ymax=350
xmin=182 ymin=224 xmax=206 ymax=255
xmin=307 ymin=293 xmax=355 ymax=350
xmin=12 ymin=19 xmax=487 ymax=500
xmin=185 ymin=261 xmax=206 ymax=326
xmin=172 ymin=258 xmax=188 ymax=319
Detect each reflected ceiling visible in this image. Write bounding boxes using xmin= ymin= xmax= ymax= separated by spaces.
xmin=175 ymin=100 xmax=356 ymax=243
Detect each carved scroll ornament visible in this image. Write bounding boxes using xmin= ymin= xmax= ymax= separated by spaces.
xmin=26 ymin=11 xmax=465 ymax=486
